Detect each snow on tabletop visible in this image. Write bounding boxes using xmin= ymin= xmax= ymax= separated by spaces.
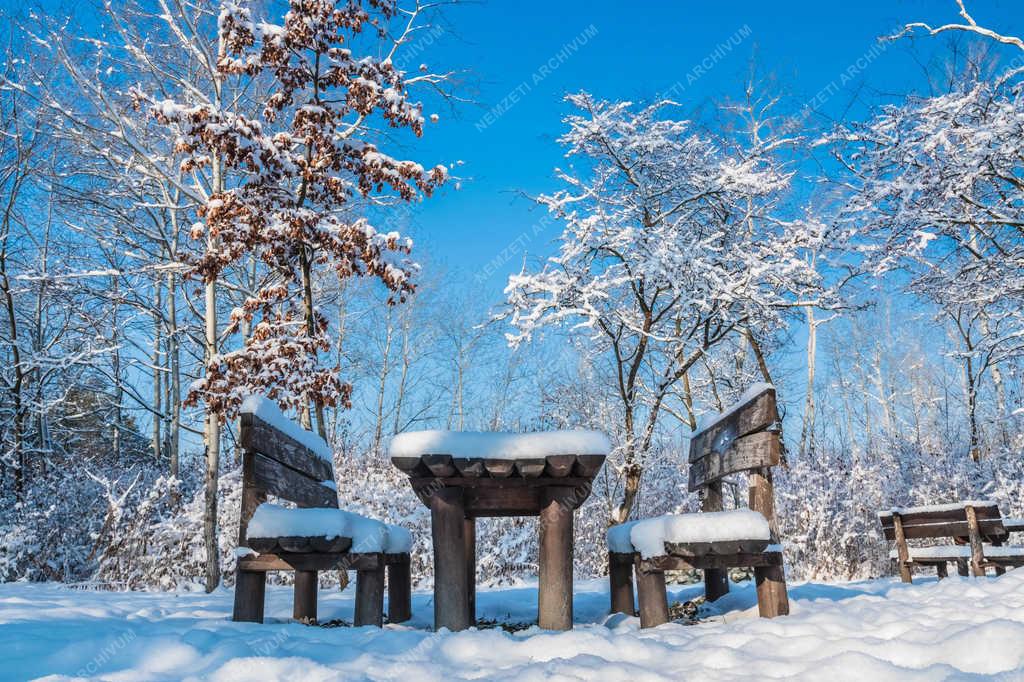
xmin=384 ymin=524 xmax=413 ymax=554
xmin=606 ymin=521 xmax=639 ymax=553
xmin=690 ymin=382 xmax=774 ymax=438
xmin=1004 ymin=517 xmax=1024 ymax=528
xmin=240 ymin=395 xmax=333 ymax=462
xmin=248 ymin=503 xmax=405 ymax=554
xmin=388 ymin=429 xmax=611 ymax=459
xmin=876 ymin=500 xmax=999 ymax=517
xmin=629 ymin=509 xmax=771 ymax=559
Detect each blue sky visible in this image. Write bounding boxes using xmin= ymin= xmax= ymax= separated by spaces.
xmin=399 ymin=0 xmax=1023 ymax=302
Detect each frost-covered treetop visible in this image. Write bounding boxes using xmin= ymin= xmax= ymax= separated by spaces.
xmin=505 ymin=92 xmax=824 ymax=350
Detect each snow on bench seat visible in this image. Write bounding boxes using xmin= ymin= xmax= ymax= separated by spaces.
xmin=240 ymin=395 xmax=333 ymax=462
xmin=609 ymin=509 xmax=771 ymax=559
xmin=388 ymin=429 xmax=611 ymax=459
xmin=889 ymin=544 xmax=1024 ymax=560
xmin=876 ymin=500 xmax=999 ymax=517
xmin=247 ymin=503 xmax=407 ymax=554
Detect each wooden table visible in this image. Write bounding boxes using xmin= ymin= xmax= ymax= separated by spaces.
xmin=391 ymin=452 xmax=606 ymax=631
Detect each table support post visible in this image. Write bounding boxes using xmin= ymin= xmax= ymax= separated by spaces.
xmin=465 ymin=516 xmax=476 ymax=625
xmin=431 ymin=487 xmax=470 ymax=631
xmin=538 ymin=486 xmax=574 ymax=630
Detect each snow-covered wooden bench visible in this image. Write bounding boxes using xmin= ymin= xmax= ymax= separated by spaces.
xmin=232 ymin=397 xmax=412 ymax=626
xmin=607 ymin=384 xmax=789 ymax=627
xmin=878 ymin=501 xmax=1024 ymax=582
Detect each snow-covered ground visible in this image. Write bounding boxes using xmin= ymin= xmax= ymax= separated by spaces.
xmin=3 ymin=570 xmax=1024 ymax=681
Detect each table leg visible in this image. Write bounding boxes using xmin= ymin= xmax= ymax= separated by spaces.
xmin=465 ymin=516 xmax=476 ymax=625
xmin=538 ymin=487 xmax=574 ymax=630
xmin=431 ymin=487 xmax=470 ymax=631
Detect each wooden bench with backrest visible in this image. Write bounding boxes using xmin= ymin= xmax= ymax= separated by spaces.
xmin=607 ymin=384 xmax=789 ymax=628
xmin=233 ymin=397 xmax=412 ymax=626
xmin=878 ymin=501 xmax=1024 ymax=582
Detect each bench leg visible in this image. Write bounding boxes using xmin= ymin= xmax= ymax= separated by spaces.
xmin=293 ymin=569 xmax=318 ymax=624
xmin=387 ymin=557 xmax=412 ymax=623
xmin=956 ymin=559 xmax=969 ymax=577
xmin=635 ymin=565 xmax=669 ymax=629
xmin=936 ymin=563 xmax=948 ymax=580
xmin=538 ymin=487 xmax=574 ymax=631
xmin=754 ymin=565 xmax=789 ymax=618
xmin=355 ymin=564 xmax=385 ymax=627
xmin=609 ymin=553 xmax=636 ymax=616
xmin=897 ymin=560 xmax=913 ymax=584
xmin=233 ymin=569 xmax=266 ymax=623
xmin=704 ymin=567 xmax=730 ymax=601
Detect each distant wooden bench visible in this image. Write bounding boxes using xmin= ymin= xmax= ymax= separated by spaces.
xmin=878 ymin=501 xmax=1024 ymax=582
xmin=608 ymin=385 xmax=789 ymax=627
xmin=233 ymin=399 xmax=412 ymax=626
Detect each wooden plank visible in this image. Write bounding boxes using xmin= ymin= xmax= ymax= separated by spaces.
xmin=879 ymin=519 xmax=1005 ymax=541
xmin=483 ymin=459 xmax=515 ymax=478
xmin=642 ymin=551 xmax=784 ymax=572
xmin=452 ymin=457 xmax=487 ymax=478
xmin=665 ymin=539 xmax=770 ymax=556
xmin=688 ymin=386 xmax=777 ymax=463
xmin=515 ymin=458 xmax=546 ymax=478
xmin=277 ymin=536 xmax=315 ymax=553
xmin=239 ymin=451 xmax=268 ymax=543
xmin=572 ymin=454 xmax=606 ymax=477
xmin=423 ymin=454 xmax=456 ymax=477
xmin=247 ymin=537 xmax=279 ymax=553
xmin=544 ymin=455 xmax=576 ymax=478
xmin=238 ymin=552 xmax=353 ymax=572
xmin=538 ymin=487 xmax=574 ymax=630
xmin=409 ymin=477 xmax=594 ymax=488
xmin=241 ymin=412 xmax=333 ymax=481
xmin=391 ymin=456 xmax=430 ymax=477
xmin=688 ymin=431 xmax=780 ymax=491
xmin=878 ymin=504 xmax=1001 ymax=527
xmin=462 ymin=485 xmax=543 ymax=517
xmin=251 ymin=453 xmax=338 ymax=508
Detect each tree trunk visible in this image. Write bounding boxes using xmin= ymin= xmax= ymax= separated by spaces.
xmin=800 ymin=306 xmax=817 ymax=458
xmin=167 ymin=269 xmax=181 ymax=480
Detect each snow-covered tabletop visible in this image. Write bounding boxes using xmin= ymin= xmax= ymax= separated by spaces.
xmin=388 ymin=429 xmax=610 ymax=633
xmin=389 ymin=429 xmax=609 ymax=479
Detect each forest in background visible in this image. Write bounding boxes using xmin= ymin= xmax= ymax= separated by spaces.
xmin=1 ymin=0 xmax=1023 ymax=590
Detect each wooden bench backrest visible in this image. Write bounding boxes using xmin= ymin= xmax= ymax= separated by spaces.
xmin=238 ymin=411 xmax=338 ymax=543
xmin=687 ymin=386 xmax=782 ymax=538
xmin=878 ymin=503 xmax=1006 ymax=541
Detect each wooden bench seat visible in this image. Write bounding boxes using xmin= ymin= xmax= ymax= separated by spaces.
xmin=878 ymin=501 xmax=1024 ymax=581
xmin=232 ymin=398 xmax=412 ymax=626
xmin=608 ymin=385 xmax=789 ymax=627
